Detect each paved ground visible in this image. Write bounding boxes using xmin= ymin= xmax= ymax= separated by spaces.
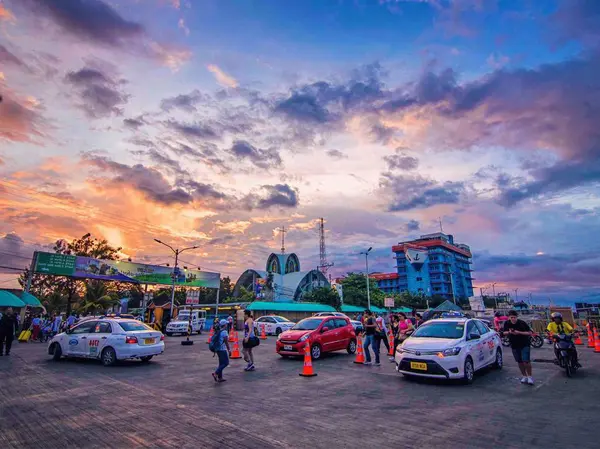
xmin=0 ymin=334 xmax=598 ymax=449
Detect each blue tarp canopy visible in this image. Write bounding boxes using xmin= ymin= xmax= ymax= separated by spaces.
xmin=0 ymin=290 xmax=26 ymax=308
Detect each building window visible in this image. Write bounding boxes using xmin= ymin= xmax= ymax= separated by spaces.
xmin=416 ymin=277 xmax=422 ymax=281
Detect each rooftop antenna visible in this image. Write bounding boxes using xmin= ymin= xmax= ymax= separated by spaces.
xmin=276 ymin=226 xmax=287 ymax=254
xmin=438 ymin=217 xmax=444 ymax=233
xmin=318 ymin=217 xmax=334 ymax=274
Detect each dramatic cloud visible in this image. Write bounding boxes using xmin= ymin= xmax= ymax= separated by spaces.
xmin=383 ymin=152 xmax=419 ymax=171
xmin=243 ymin=184 xmax=299 ymax=210
xmin=0 ymin=44 xmax=26 ymax=68
xmin=65 ymin=67 xmax=129 ymax=118
xmin=380 ymin=173 xmax=465 ymax=212
xmin=229 ymin=140 xmax=282 ymax=169
xmin=0 ymin=233 xmax=30 ymax=273
xmin=0 ymin=85 xmax=45 ymax=142
xmin=405 ymin=219 xmax=420 ymax=232
xmin=207 ymin=64 xmax=238 ymax=88
xmin=165 ymin=120 xmax=218 ymax=140
xmin=0 ymin=3 xmax=15 ymax=21
xmin=15 ymin=0 xmax=191 ymax=69
xmin=123 ymin=117 xmax=145 ymax=130
xmin=160 ymin=90 xmax=205 ymax=113
xmin=326 ymin=149 xmax=347 ymax=160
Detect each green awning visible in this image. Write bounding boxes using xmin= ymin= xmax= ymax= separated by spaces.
xmin=247 ymin=301 xmax=336 ymax=312
xmin=19 ymin=291 xmax=43 ymax=308
xmin=0 ymin=290 xmax=26 ymax=308
xmin=340 ymin=304 xmax=365 ymax=313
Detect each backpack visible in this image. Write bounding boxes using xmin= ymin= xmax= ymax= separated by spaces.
xmin=209 ymin=327 xmax=223 ymax=353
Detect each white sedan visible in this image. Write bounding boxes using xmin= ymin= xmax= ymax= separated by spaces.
xmin=254 ymin=315 xmax=296 ymax=336
xmin=48 ymin=318 xmax=165 ymax=366
xmin=395 ymin=318 xmax=502 ymax=384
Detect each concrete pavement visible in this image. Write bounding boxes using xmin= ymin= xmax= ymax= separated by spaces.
xmin=0 ymin=335 xmax=598 ymax=449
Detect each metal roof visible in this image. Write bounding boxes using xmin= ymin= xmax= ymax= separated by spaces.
xmin=246 ymin=301 xmax=336 ymax=312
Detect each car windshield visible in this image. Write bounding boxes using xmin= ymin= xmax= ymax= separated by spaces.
xmin=292 ymin=319 xmax=322 ymax=330
xmin=176 ymin=313 xmax=189 ymax=320
xmin=412 ymin=322 xmax=465 ymax=339
xmin=273 ymin=316 xmax=291 ymax=323
xmin=119 ymin=321 xmax=153 ymax=332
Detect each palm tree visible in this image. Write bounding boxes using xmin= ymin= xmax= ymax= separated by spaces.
xmin=79 ymin=281 xmax=120 ymax=315
xmin=43 ymin=291 xmax=67 ymax=314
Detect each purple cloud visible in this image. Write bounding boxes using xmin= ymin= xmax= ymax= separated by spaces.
xmin=65 ymin=67 xmax=129 ymax=118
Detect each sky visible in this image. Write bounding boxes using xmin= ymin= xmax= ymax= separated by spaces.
xmin=0 ymin=0 xmax=599 ymax=304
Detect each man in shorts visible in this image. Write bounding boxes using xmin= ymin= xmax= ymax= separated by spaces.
xmin=503 ymin=310 xmax=534 ymax=385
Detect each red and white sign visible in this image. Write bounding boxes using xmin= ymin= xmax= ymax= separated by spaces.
xmin=384 ymin=297 xmax=394 ymax=308
xmin=185 ymin=290 xmax=200 ymax=305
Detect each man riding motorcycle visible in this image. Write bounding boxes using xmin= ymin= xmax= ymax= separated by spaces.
xmin=546 ymin=312 xmax=580 ymax=367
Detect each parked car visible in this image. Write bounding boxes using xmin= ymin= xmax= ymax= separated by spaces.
xmin=394 ymin=318 xmax=502 ymax=384
xmin=350 ymin=320 xmax=364 ymax=334
xmin=313 ymin=312 xmax=349 ymax=317
xmin=165 ymin=309 xmax=206 ymax=336
xmin=276 ymin=316 xmax=356 ymax=360
xmin=48 ymin=318 xmax=165 ymax=366
xmin=254 ymin=315 xmax=296 ymax=336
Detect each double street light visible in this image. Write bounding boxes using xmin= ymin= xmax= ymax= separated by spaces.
xmin=360 ymin=247 xmax=373 ymax=310
xmin=153 ymin=239 xmax=199 ymax=318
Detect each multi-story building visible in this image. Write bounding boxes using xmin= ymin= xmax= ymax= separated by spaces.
xmin=372 ymin=232 xmax=474 ymax=301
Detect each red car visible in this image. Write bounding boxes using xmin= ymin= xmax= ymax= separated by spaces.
xmin=276 ymin=316 xmax=357 ymax=360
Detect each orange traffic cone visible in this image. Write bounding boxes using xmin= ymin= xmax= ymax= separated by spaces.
xmin=354 ymin=334 xmax=366 ymax=364
xmin=206 ymin=326 xmax=214 ymax=344
xmin=594 ymin=328 xmax=600 ymax=354
xmin=299 ymin=341 xmax=317 ymax=377
xmin=587 ymin=324 xmax=595 ymax=348
xmin=574 ymin=332 xmax=583 ymax=346
xmin=388 ymin=332 xmax=395 ymax=356
xmin=230 ymin=330 xmax=242 ymax=359
xmin=260 ymin=324 xmax=267 ymax=340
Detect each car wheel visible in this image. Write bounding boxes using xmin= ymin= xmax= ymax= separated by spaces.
xmin=463 ymin=357 xmax=475 ymax=384
xmin=493 ymin=348 xmax=503 ymax=370
xmin=101 ymin=347 xmax=117 ymax=367
xmin=51 ymin=343 xmax=62 ymax=361
xmin=140 ymin=356 xmax=153 ymax=363
xmin=347 ymin=339 xmax=357 ymax=354
xmin=275 ymin=327 xmax=282 ymax=336
xmin=311 ymin=344 xmax=322 ymax=360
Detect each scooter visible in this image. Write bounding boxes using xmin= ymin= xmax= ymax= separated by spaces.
xmin=501 ymin=332 xmax=544 ymax=348
xmin=552 ymin=333 xmax=580 ymax=377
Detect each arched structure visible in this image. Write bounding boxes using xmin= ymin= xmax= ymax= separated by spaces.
xmin=234 ymin=252 xmax=329 ymax=302
xmin=265 ymin=252 xmax=301 ymax=275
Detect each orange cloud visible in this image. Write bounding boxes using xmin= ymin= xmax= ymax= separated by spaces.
xmin=207 ymin=64 xmax=238 ymax=88
xmin=0 ymin=84 xmax=45 ymax=143
xmin=0 ymin=4 xmax=15 ymax=22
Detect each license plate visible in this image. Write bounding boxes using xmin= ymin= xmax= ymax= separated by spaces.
xmin=144 ymin=338 xmax=155 ymax=345
xmin=410 ymin=362 xmax=427 ymax=371
xmin=284 ymin=345 xmax=293 ymax=351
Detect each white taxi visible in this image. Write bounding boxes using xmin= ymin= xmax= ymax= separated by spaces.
xmin=254 ymin=315 xmax=296 ymax=336
xmin=48 ymin=317 xmax=165 ymax=366
xmin=395 ymin=318 xmax=502 ymax=384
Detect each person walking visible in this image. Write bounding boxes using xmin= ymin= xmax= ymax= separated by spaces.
xmin=503 ymin=310 xmax=534 ymax=385
xmin=375 ymin=314 xmax=390 ymax=360
xmin=31 ymin=314 xmax=42 ymax=341
xmin=212 ymin=319 xmax=231 ymax=383
xmin=363 ymin=310 xmax=379 ymax=366
xmin=242 ymin=309 xmax=257 ymax=371
xmin=51 ymin=314 xmax=62 ymax=336
xmin=0 ymin=307 xmax=18 ymax=356
xmin=227 ymin=313 xmax=233 ymax=333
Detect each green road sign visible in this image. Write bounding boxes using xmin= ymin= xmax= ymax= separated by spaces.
xmin=34 ymin=252 xmax=76 ymax=276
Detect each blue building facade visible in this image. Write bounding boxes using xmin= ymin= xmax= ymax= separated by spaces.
xmin=373 ymin=233 xmax=474 ymax=301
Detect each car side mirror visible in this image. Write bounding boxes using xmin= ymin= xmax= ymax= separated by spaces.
xmin=469 ymin=333 xmax=480 ymax=340
xmin=66 ymin=328 xmax=72 ymax=334
xmin=321 ymin=326 xmax=329 ymax=333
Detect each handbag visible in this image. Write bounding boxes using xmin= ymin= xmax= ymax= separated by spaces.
xmin=249 ymin=335 xmax=260 ymax=347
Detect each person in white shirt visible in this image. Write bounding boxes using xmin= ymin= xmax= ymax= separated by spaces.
xmin=375 ymin=315 xmax=391 ymax=358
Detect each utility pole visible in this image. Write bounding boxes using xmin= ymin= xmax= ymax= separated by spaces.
xmin=25 ymin=251 xmax=38 ymax=293
xmin=449 ymin=270 xmax=456 ymax=305
xmin=360 ymin=247 xmax=373 ymax=310
xmin=514 ymin=288 xmax=519 ymax=303
xmin=153 ymin=239 xmax=199 ymax=318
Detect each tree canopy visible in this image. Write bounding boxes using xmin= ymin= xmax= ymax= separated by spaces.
xmin=302 ymin=287 xmax=341 ymax=310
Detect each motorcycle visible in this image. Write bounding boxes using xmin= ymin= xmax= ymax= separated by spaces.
xmin=552 ymin=334 xmax=579 ymax=377
xmin=501 ymin=332 xmax=544 ymax=348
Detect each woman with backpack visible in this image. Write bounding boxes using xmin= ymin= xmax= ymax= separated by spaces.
xmin=211 ymin=319 xmax=231 ymax=383
xmin=242 ymin=309 xmax=257 ymax=371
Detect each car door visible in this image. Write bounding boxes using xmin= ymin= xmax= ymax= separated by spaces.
xmin=88 ymin=321 xmax=112 ymax=359
xmin=474 ymin=320 xmax=495 ymax=366
xmin=465 ymin=320 xmax=484 ymax=369
xmin=320 ymin=319 xmax=338 ymax=351
xmin=66 ymin=320 xmax=97 ymax=357
xmin=334 ymin=319 xmax=350 ymax=350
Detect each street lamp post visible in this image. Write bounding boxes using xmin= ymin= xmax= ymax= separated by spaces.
xmin=360 ymin=247 xmax=373 ymax=310
xmin=514 ymin=288 xmax=519 ymax=303
xmin=153 ymin=239 xmax=199 ymax=318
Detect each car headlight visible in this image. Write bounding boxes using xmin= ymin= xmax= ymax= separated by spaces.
xmin=396 ymin=345 xmax=405 ymax=353
xmin=277 ymin=333 xmax=284 ymax=340
xmin=299 ymin=334 xmax=310 ymax=342
xmin=441 ymin=347 xmax=462 ymax=357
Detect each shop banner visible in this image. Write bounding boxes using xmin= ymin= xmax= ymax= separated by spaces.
xmin=34 ymin=251 xmax=220 ymax=288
